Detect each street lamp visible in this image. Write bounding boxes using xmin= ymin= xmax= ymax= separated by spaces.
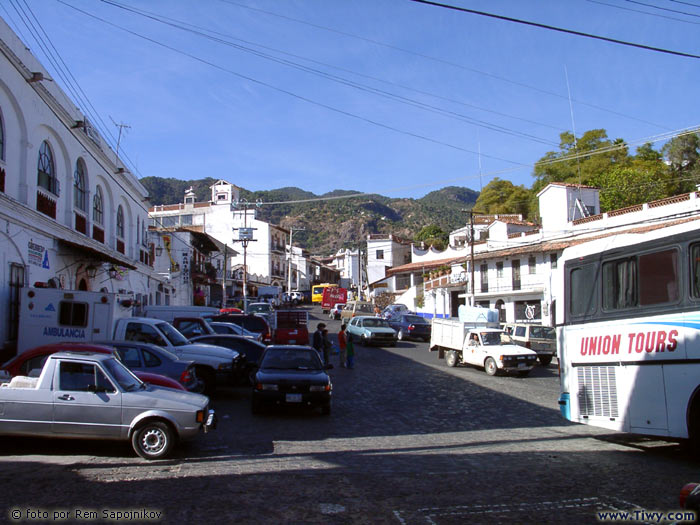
xmin=85 ymin=264 xmax=98 ymax=279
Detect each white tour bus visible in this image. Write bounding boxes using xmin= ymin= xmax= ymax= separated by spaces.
xmin=556 ymin=218 xmax=700 ymax=450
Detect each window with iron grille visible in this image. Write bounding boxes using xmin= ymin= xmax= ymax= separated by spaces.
xmin=116 ymin=205 xmax=124 ymax=239
xmin=73 ymin=159 xmax=88 ymax=212
xmin=93 ymin=186 xmax=104 ymax=225
xmin=37 ymin=141 xmax=59 ymax=195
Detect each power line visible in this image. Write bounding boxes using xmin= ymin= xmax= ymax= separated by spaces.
xmin=219 ymin=0 xmax=672 ymax=130
xmin=7 ymin=0 xmax=144 ymax=178
xmin=99 ymin=0 xmax=563 ymax=143
xmin=624 ymin=0 xmax=700 ymax=18
xmin=586 ymin=0 xmax=700 ymax=24
xmin=55 ymin=0 xmax=532 ymax=167
xmin=408 ymin=0 xmax=700 ymax=59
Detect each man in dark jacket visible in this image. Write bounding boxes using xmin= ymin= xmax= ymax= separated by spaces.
xmin=312 ymin=323 xmax=326 ymax=355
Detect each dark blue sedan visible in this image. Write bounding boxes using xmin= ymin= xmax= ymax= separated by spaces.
xmin=251 ymin=345 xmax=332 ymax=415
xmin=387 ymin=314 xmax=432 ymax=342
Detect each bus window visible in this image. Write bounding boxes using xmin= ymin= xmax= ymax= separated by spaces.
xmin=690 ymin=243 xmax=700 ymax=298
xmin=569 ymin=264 xmax=597 ymax=317
xmin=602 ymin=257 xmax=637 ymax=310
xmin=639 ymin=249 xmax=678 ymax=305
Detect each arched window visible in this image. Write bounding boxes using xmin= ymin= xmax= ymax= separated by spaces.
xmin=93 ymin=186 xmax=103 ymax=225
xmin=38 ymin=141 xmax=58 ymax=195
xmin=116 ymin=205 xmax=124 ymax=238
xmin=73 ymin=159 xmax=87 ymax=212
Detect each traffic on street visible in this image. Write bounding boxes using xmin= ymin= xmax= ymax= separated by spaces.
xmin=1 ymin=304 xmax=697 ymax=524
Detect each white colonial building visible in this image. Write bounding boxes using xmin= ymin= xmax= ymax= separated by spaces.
xmin=149 ymin=181 xmax=291 ymax=295
xmin=0 ymin=17 xmax=168 ymax=356
xmin=371 ymin=182 xmax=700 ymax=326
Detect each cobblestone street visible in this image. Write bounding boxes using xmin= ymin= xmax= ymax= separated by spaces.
xmin=1 ymin=307 xmax=697 ymax=524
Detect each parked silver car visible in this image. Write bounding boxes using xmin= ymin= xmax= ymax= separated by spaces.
xmin=0 ymin=352 xmax=216 ymax=459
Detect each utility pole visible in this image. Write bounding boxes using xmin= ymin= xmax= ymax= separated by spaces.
xmin=231 ymin=198 xmax=261 ymax=312
xmin=462 ymin=209 xmax=479 ymax=307
xmin=222 ymin=244 xmax=228 ymax=307
xmin=287 ymin=226 xmax=305 ymax=292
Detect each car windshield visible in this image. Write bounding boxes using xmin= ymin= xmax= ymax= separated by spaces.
xmin=403 ymin=315 xmax=426 ymax=324
xmin=249 ymin=304 xmax=272 ymax=313
xmin=103 ymin=357 xmax=143 ymax=392
xmin=260 ymin=348 xmax=322 ymax=370
xmin=480 ymin=331 xmax=506 ymax=346
xmin=157 ymin=322 xmax=190 ymax=347
xmin=531 ymin=326 xmax=555 ymax=339
xmin=363 ymin=318 xmax=391 ymax=328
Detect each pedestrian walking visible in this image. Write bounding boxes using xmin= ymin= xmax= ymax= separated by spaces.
xmin=346 ymin=333 xmax=355 ymax=369
xmin=312 ymin=322 xmax=326 ymax=358
xmin=322 ymin=328 xmax=333 ymax=366
xmin=338 ymin=324 xmax=347 ymax=367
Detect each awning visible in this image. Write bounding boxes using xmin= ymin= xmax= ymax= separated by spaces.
xmin=58 ymin=238 xmax=137 ymax=270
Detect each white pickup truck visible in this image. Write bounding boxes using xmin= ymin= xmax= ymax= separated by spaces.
xmin=0 ymin=351 xmax=215 ymax=459
xmin=430 ymin=308 xmax=538 ymax=376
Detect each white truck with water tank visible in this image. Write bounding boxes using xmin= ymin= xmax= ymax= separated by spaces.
xmin=430 ymin=306 xmax=538 ymax=376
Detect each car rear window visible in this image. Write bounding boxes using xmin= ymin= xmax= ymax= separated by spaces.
xmin=404 ymin=315 xmax=425 ymax=323
xmin=530 ymin=326 xmax=555 ymax=339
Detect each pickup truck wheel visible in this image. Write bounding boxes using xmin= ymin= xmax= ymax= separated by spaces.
xmin=445 ymin=350 xmax=458 ymax=368
xmin=397 ymin=330 xmax=404 ymax=341
xmin=539 ymin=355 xmax=553 ymax=366
xmin=132 ymin=421 xmax=174 ymax=460
xmin=197 ymin=367 xmax=216 ymax=395
xmin=484 ymin=357 xmax=498 ymax=376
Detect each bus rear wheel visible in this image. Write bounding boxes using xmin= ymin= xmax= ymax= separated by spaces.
xmin=688 ymin=398 xmax=700 ymax=457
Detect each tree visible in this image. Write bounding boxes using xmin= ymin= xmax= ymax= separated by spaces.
xmin=589 ymin=162 xmax=671 ymax=212
xmin=532 ymin=129 xmax=629 ymax=192
xmin=415 ymin=225 xmax=448 ymax=250
xmin=475 ymin=178 xmax=530 ymax=216
xmin=662 ymin=133 xmax=700 ymax=194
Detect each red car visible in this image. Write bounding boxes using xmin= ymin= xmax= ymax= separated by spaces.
xmin=1 ymin=343 xmax=186 ymax=391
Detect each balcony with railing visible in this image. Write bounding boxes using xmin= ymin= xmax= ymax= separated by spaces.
xmin=36 ymin=189 xmax=57 ymax=219
xmin=74 ymin=213 xmax=87 ymax=235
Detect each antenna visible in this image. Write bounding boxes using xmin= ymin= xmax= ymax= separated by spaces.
xmin=110 ymin=116 xmax=131 ymax=166
xmin=565 ymin=66 xmax=586 ymax=219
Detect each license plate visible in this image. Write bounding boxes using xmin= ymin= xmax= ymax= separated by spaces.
xmin=288 ymin=340 xmax=296 ymax=344
xmin=286 ymin=393 xmax=302 ymax=403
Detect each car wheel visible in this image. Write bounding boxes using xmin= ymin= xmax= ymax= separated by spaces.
xmin=539 ymin=355 xmax=552 ymax=366
xmin=361 ymin=335 xmax=368 ymax=346
xmin=321 ymin=403 xmax=331 ymax=416
xmin=251 ymin=398 xmax=263 ymax=415
xmin=445 ymin=350 xmax=458 ymax=367
xmin=397 ymin=330 xmax=404 ymax=341
xmin=131 ymin=421 xmax=174 ymax=460
xmin=484 ymin=357 xmax=498 ymax=376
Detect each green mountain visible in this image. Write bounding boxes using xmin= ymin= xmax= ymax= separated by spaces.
xmin=141 ymin=177 xmax=478 ymax=254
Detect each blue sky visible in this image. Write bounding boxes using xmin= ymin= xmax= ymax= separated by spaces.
xmin=3 ymin=0 xmax=699 ymax=199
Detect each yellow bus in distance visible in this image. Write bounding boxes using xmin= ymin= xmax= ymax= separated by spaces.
xmin=311 ymin=283 xmax=338 ymax=304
